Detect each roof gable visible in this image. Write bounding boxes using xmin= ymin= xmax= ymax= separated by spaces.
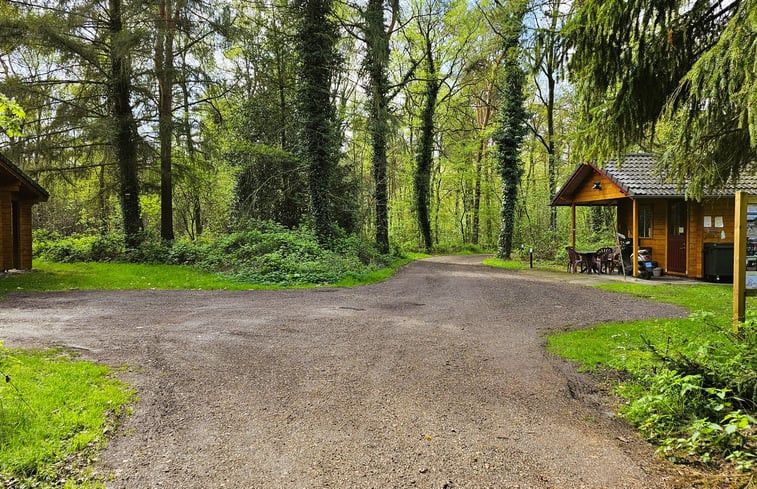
xmin=554 ymin=153 xmax=757 ymax=205
xmin=0 ymin=152 xmax=49 ymax=201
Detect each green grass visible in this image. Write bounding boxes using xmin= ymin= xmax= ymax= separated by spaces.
xmin=0 ymin=261 xmax=257 ymax=296
xmin=0 ymin=254 xmax=429 ymax=299
xmin=546 ymin=282 xmax=750 ymax=372
xmin=482 ymin=257 xmax=528 ymax=270
xmin=332 ymin=252 xmax=430 ymax=286
xmin=0 ymin=345 xmax=133 ymax=486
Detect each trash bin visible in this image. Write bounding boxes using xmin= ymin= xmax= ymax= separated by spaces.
xmin=703 ymin=243 xmax=734 ymax=282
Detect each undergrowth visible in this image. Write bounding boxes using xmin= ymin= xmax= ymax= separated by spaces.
xmin=620 ymin=313 xmax=756 ymax=471
xmin=548 ymin=284 xmax=757 ymax=475
xmin=32 ymin=222 xmax=396 ymax=286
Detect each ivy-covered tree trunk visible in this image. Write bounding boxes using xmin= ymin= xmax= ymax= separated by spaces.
xmin=495 ymin=2 xmax=527 ymax=259
xmin=364 ymin=0 xmax=391 ymax=254
xmin=415 ymin=34 xmax=439 ymax=253
xmin=295 ymin=0 xmax=339 ymax=242
xmin=109 ymin=0 xmax=142 ymax=249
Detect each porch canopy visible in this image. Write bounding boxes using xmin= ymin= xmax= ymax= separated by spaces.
xmin=551 ymin=153 xmax=757 ymax=278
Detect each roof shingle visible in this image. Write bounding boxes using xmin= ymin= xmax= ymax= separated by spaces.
xmin=600 ymin=153 xmax=757 ymax=197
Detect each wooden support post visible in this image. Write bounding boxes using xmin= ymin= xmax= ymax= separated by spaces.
xmin=632 ymin=198 xmax=638 ymax=277
xmin=571 ymin=203 xmax=576 ymax=249
xmin=734 ymin=191 xmax=748 ymax=331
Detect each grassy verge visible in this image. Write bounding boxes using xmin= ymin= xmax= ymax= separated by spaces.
xmin=548 ymin=283 xmax=739 ymax=371
xmin=331 ymin=252 xmax=429 ymax=286
xmin=0 ymin=253 xmax=429 ymax=299
xmin=0 ymin=345 xmax=133 ymax=487
xmin=482 ymin=256 xmax=563 ymax=272
xmin=481 ymin=257 xmax=528 ymax=270
xmin=547 ymin=282 xmax=757 ymax=475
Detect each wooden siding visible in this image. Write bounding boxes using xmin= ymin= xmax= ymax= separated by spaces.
xmin=0 ymin=191 xmax=11 ymax=270
xmin=618 ymin=199 xmax=669 ymax=272
xmin=570 ymin=173 xmax=626 ymax=204
xmin=688 ymin=198 xmax=735 ymax=279
xmin=617 ymin=197 xmax=737 ymax=279
xmin=18 ymin=202 xmax=33 ymax=269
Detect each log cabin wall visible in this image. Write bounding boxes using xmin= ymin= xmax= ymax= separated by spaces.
xmin=18 ymin=202 xmax=33 ymax=269
xmin=0 ymin=191 xmax=11 ymax=270
xmin=687 ymin=198 xmax=735 ymax=279
xmin=617 ymin=198 xmax=669 ymax=272
xmin=639 ymin=199 xmax=668 ymax=272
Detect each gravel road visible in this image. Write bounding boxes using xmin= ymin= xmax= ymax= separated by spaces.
xmin=0 ymin=255 xmax=690 ymax=488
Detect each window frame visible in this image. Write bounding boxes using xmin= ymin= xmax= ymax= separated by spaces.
xmin=638 ymin=205 xmax=653 ymax=238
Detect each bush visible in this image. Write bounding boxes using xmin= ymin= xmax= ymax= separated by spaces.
xmin=621 ymin=315 xmax=757 ymax=470
xmin=33 ymin=223 xmax=394 ymax=287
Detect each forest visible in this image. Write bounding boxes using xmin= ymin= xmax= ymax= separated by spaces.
xmin=0 ymin=0 xmax=754 ymax=270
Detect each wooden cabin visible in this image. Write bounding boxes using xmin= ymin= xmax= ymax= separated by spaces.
xmin=552 ymin=153 xmax=757 ymax=280
xmin=0 ymin=152 xmax=48 ymax=271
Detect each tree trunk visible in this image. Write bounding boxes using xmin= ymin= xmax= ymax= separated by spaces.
xmin=415 ymin=34 xmax=438 ymax=253
xmin=109 ymin=0 xmax=142 ymax=249
xmin=156 ymin=0 xmax=176 ymax=242
xmin=495 ymin=3 xmax=528 ymax=259
xmin=472 ymin=82 xmax=493 ymax=246
xmin=296 ymin=0 xmax=338 ymax=242
xmin=365 ymin=0 xmax=390 ymax=254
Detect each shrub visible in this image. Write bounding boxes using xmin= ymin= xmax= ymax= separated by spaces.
xmin=33 ymin=223 xmax=394 ymax=287
xmin=621 ymin=316 xmax=757 ymax=470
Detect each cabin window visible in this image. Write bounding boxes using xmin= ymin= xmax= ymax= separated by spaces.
xmin=639 ymin=205 xmax=652 ymax=238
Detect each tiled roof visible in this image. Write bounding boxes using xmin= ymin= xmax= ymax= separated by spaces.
xmin=601 ymin=153 xmax=757 ymax=197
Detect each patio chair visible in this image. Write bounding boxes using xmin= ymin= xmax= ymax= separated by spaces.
xmin=594 ymin=247 xmax=615 ymax=273
xmin=566 ymin=246 xmax=584 ymax=273
xmin=606 ymin=247 xmax=622 ymax=274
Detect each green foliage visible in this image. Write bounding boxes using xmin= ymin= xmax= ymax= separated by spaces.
xmin=567 ymin=0 xmax=756 ymax=197
xmin=29 ymin=223 xmax=400 ymax=287
xmin=229 ymin=142 xmax=307 ymax=227
xmin=0 ymin=344 xmax=132 ymax=485
xmin=188 ymin=224 xmax=390 ymax=285
xmin=622 ymin=317 xmax=757 ymax=469
xmin=548 ymin=283 xmax=757 ymax=471
xmin=0 ymin=93 xmax=24 ymax=137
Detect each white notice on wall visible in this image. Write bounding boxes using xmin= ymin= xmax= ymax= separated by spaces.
xmin=715 ymin=216 xmax=724 ymax=228
xmin=704 ymin=215 xmax=712 ymax=227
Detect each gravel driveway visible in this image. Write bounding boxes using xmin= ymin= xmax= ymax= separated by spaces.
xmin=0 ymin=255 xmax=689 ymax=488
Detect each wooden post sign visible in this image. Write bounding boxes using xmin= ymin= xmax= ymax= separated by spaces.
xmin=733 ymin=191 xmax=757 ymax=330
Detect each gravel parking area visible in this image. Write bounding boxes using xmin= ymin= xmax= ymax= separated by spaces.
xmin=0 ymin=255 xmax=689 ymax=488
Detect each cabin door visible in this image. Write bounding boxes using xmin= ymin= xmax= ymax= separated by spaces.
xmin=667 ymin=200 xmax=687 ymax=273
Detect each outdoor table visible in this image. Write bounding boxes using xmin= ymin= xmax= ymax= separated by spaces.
xmin=575 ymin=250 xmax=599 ymax=273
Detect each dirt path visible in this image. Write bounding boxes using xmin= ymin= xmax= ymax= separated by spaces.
xmin=0 ymin=255 xmax=689 ymax=488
